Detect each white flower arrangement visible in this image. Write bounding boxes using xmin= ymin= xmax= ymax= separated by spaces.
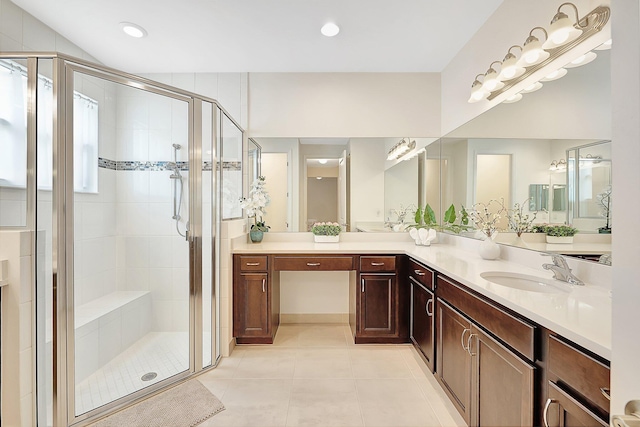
xmin=239 ymin=176 xmax=271 ymax=231
xmin=507 ymin=198 xmax=538 ymax=237
xmin=468 ymin=199 xmax=506 ymax=239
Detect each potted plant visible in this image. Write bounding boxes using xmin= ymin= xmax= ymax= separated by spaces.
xmin=311 ymin=222 xmax=342 ymax=243
xmin=544 ymin=224 xmax=578 ymax=244
xmin=239 ymin=176 xmax=271 ymax=243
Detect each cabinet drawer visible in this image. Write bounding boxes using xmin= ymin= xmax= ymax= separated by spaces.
xmin=273 ymin=256 xmax=354 ymax=271
xmin=548 ymin=335 xmax=610 ymax=416
xmin=546 ymin=381 xmax=608 ymax=427
xmin=437 ymin=275 xmax=536 ymax=361
xmin=360 ymin=256 xmax=396 ymax=272
xmin=408 ymin=258 xmax=433 ymax=290
xmin=239 ymin=256 xmax=268 ymax=271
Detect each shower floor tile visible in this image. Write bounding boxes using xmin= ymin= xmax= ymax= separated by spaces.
xmin=75 ymin=331 xmax=190 ymax=415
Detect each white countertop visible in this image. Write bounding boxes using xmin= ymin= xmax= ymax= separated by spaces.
xmin=234 ymin=237 xmax=611 ymax=360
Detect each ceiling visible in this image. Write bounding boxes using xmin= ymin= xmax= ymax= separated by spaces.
xmin=13 ymin=0 xmax=503 ymax=74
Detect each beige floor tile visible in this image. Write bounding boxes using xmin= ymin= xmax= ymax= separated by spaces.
xmin=233 ymin=348 xmax=297 ymax=379
xmin=356 ymin=379 xmax=428 ymax=404
xmin=286 ymin=379 xmax=363 ymax=427
xmin=202 ymin=379 xmax=292 ymax=427
xmin=198 ymin=377 xmax=232 ymax=399
xmin=359 ymin=401 xmax=441 ymax=427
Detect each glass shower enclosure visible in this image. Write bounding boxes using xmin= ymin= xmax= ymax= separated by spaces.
xmin=0 ymin=52 xmax=240 ymax=426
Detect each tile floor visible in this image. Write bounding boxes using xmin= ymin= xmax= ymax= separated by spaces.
xmin=198 ymin=324 xmax=466 ymax=427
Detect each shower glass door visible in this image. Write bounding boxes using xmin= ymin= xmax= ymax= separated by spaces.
xmin=70 ymin=68 xmax=192 ymax=417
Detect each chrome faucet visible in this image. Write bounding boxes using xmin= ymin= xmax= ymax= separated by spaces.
xmin=542 ymin=253 xmax=585 ymax=286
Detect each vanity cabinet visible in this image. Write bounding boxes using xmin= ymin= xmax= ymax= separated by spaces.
xmin=437 ymin=299 xmax=473 ymax=424
xmin=233 ymin=255 xmax=279 ymax=344
xmin=354 ymin=255 xmax=407 ymax=343
xmin=435 ymin=275 xmax=536 ymax=427
xmin=544 ymin=335 xmax=610 ymax=426
xmin=408 ymin=259 xmax=435 ymax=372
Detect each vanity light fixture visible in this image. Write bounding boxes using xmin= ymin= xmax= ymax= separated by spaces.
xmin=498 ymin=46 xmax=526 ymax=80
xmin=594 ymin=39 xmax=612 ymax=50
xmin=468 ymin=74 xmax=488 ymax=103
xmin=550 ymin=159 xmax=567 ymax=171
xmin=540 ymin=68 xmax=568 ymax=82
xmin=120 ymin=22 xmax=148 ymax=38
xmin=482 ymin=61 xmax=505 ymax=91
xmin=564 ymin=51 xmax=597 ymax=68
xmin=517 ymin=27 xmax=550 ymax=67
xmin=387 ymin=138 xmax=415 ymax=161
xmin=502 ymin=93 xmax=523 ymax=104
xmin=467 ymin=3 xmax=610 ymax=104
xmin=542 ymin=3 xmax=583 ymax=49
xmin=321 ymin=22 xmax=340 ymax=37
xmin=520 ymin=82 xmax=543 ymax=94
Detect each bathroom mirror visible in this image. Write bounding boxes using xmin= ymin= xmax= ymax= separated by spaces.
xmin=253 ymin=137 xmax=439 ymax=232
xmin=442 ymin=49 xmax=611 ymax=260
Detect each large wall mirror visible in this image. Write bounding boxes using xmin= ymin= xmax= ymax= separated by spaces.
xmin=442 ymin=49 xmax=611 ymax=262
xmin=253 ymin=137 xmax=438 ymax=232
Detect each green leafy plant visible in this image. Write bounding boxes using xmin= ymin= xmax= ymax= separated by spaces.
xmin=441 ymin=204 xmax=472 ymax=233
xmin=544 ymin=225 xmax=578 ymax=237
xmin=311 ymin=222 xmax=342 ymax=236
xmin=410 ymin=204 xmax=437 ymax=229
xmin=531 ymin=224 xmax=548 ymax=234
xmin=252 ymin=221 xmax=270 ymax=232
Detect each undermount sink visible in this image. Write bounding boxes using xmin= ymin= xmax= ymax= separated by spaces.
xmin=480 ymin=271 xmax=569 ymax=294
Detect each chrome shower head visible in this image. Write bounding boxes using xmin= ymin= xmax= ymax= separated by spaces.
xmin=172 ymin=144 xmax=182 ymax=150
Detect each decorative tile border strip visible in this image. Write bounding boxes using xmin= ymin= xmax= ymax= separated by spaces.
xmin=98 ymin=158 xmax=241 ymax=172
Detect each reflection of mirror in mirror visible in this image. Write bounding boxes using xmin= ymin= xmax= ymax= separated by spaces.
xmin=529 ymin=184 xmax=548 ymax=211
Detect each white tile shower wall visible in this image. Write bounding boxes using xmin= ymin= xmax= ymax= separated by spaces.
xmin=114 ymin=85 xmax=191 ymax=333
xmin=0 ymin=230 xmax=34 ymax=426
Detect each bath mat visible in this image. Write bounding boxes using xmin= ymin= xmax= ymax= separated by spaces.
xmin=90 ymin=379 xmax=225 ymax=427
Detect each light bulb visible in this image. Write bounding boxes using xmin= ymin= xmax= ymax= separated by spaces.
xmin=321 ymin=23 xmax=340 ymax=37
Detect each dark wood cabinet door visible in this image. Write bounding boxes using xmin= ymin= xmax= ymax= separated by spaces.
xmin=545 ymin=382 xmax=608 ymax=427
xmin=410 ymin=277 xmax=434 ymax=371
xmin=436 ymin=298 xmax=472 ymax=425
xmin=471 ymin=326 xmax=535 ymax=427
xmin=359 ymin=274 xmax=395 ymax=336
xmin=233 ymin=272 xmax=269 ymax=339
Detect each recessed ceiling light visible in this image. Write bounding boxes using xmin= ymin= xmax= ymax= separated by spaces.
xmin=120 ymin=22 xmax=148 ymax=38
xmin=318 ymin=159 xmax=328 ymax=164
xmin=321 ymin=23 xmax=340 ymax=37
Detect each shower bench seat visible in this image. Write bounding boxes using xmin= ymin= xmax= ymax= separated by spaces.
xmin=73 ymin=291 xmax=152 ymax=381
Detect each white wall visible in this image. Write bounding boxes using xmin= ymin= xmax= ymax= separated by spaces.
xmin=248 ymin=72 xmax=441 ymax=137
xmin=441 ymin=0 xmax=611 ymax=136
xmin=349 ymin=138 xmax=386 ymax=227
xmin=610 ymin=0 xmax=640 ymax=415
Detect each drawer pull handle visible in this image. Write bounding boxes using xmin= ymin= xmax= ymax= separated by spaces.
xmin=543 ymin=398 xmax=558 ymax=427
xmin=414 ymin=270 xmax=426 ymax=276
xmin=467 ymin=333 xmax=476 ymax=357
xmin=371 ymin=262 xmax=385 ymax=266
xmin=262 ymin=278 xmax=266 ymax=293
xmin=461 ymin=328 xmax=470 ymax=352
xmin=246 ymin=262 xmax=260 ymax=266
xmin=600 ymin=387 xmax=611 ymax=400
xmin=361 ymin=278 xmax=365 ymax=293
xmin=306 ymin=262 xmax=321 ymax=266
xmin=426 ymin=299 xmax=433 ymax=317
